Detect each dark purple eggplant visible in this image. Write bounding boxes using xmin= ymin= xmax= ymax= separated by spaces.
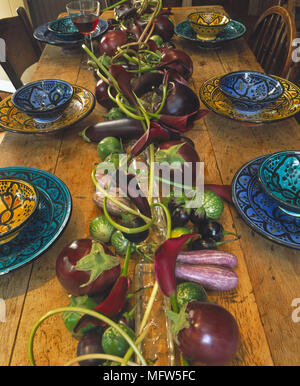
xmin=160 ymin=82 xmax=200 ymax=116
xmin=77 ymin=331 xmax=104 ymax=366
xmin=121 ymin=214 xmax=149 ymax=243
xmin=79 ymin=118 xmax=144 ymax=143
xmin=132 ymin=72 xmax=164 ymax=98
xmin=157 ymin=49 xmax=193 ymax=79
xmin=95 ymin=79 xmax=115 ymax=110
xmin=170 ymin=206 xmax=190 ymax=228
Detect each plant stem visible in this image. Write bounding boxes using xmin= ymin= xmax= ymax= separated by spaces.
xmin=122 ymin=242 xmax=132 ymax=277
xmin=102 ymin=0 xmax=128 ymax=11
xmin=82 ymin=44 xmax=121 ymax=94
xmin=28 ymin=307 xmax=147 ymax=366
xmin=103 ymin=196 xmax=156 ymax=233
xmin=65 ymin=354 xmax=139 ymax=366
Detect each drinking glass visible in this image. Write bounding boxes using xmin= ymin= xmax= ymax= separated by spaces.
xmin=66 ymin=0 xmax=100 ymax=69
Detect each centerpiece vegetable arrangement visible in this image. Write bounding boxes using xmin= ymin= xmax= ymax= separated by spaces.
xmin=28 ymin=0 xmax=241 ymax=367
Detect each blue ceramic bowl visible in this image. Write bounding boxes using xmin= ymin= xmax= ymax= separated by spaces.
xmin=258 ymin=150 xmax=300 ymax=216
xmin=219 ymin=71 xmax=284 ymax=115
xmin=48 ymin=16 xmax=82 ymax=40
xmin=12 ymin=79 xmax=74 ymax=123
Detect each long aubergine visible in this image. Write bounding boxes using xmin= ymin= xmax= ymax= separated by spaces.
xmin=79 ymin=118 xmax=144 ymax=143
xmin=177 ymin=250 xmax=237 ymax=268
xmin=175 ymin=264 xmax=238 ymax=291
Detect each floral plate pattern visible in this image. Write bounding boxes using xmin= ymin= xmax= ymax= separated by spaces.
xmin=199 ymin=75 xmax=300 ymax=123
xmin=0 ymin=85 xmax=95 ymax=134
xmin=174 ymin=20 xmax=246 ymax=48
xmin=231 ymin=155 xmax=300 ymax=250
xmin=0 ymin=167 xmax=72 ymax=275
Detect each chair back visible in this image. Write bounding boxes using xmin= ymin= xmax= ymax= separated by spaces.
xmin=24 ymin=0 xmax=123 ymax=29
xmin=0 ymin=7 xmax=42 ymax=90
xmin=248 ymin=5 xmax=296 ymax=78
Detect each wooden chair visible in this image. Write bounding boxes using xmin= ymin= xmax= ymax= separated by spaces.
xmin=248 ymin=5 xmax=296 ymax=78
xmin=0 ymin=7 xmax=42 ymax=90
xmin=23 ymin=0 xmax=72 ymax=29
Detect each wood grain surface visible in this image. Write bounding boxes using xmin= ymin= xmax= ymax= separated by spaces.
xmin=0 ymin=6 xmax=299 ymax=367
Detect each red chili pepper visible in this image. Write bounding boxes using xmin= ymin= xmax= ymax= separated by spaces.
xmin=154 ymin=234 xmax=196 ymax=297
xmin=74 ymin=275 xmax=130 ymax=331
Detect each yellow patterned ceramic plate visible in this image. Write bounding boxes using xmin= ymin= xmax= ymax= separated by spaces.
xmin=0 ymin=85 xmax=95 ymax=134
xmin=199 ymin=75 xmax=300 ymax=123
xmin=0 ymin=178 xmax=39 ymax=244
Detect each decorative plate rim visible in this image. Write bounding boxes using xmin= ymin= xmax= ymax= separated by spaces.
xmin=174 ymin=19 xmax=246 ymax=47
xmin=0 ymin=166 xmax=72 ymax=275
xmin=199 ymin=74 xmax=300 ymax=124
xmin=0 ymin=84 xmax=95 ymax=134
xmin=231 ymin=155 xmax=300 ymax=250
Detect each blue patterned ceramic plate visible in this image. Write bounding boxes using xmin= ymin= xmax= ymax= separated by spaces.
xmin=0 ymin=85 xmax=95 ymax=134
xmin=0 ymin=167 xmax=72 ymax=275
xmin=232 ymin=155 xmax=300 ymax=250
xmin=199 ymin=75 xmax=300 ymax=123
xmin=33 ymin=19 xmax=108 ymax=47
xmin=174 ymin=19 xmax=246 ymax=48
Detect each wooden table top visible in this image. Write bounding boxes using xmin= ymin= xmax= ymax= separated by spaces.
xmin=0 ymin=6 xmax=300 ymax=367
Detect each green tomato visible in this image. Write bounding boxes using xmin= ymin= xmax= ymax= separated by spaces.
xmin=176 ymin=282 xmax=208 ymax=309
xmin=97 ymin=137 xmax=123 ymax=160
xmin=89 ymin=215 xmax=115 ymax=243
xmin=101 ymin=323 xmax=135 ymax=357
xmin=150 ymin=34 xmax=163 ymax=47
xmin=111 ymin=230 xmax=135 ymax=255
xmin=202 ymin=189 xmax=224 ymax=219
xmin=62 ymin=295 xmax=98 ymax=338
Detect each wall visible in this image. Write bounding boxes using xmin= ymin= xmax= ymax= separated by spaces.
xmin=0 ymin=0 xmax=24 ymax=90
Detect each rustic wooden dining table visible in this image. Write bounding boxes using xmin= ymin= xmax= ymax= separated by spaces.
xmin=0 ymin=5 xmax=300 ymax=367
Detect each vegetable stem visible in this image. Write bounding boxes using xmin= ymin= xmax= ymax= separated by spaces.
xmin=28 ymin=307 xmax=147 ymax=366
xmin=65 ymin=354 xmax=139 ymax=366
xmin=82 ymin=44 xmax=121 ymax=94
xmin=122 ymin=242 xmax=132 ymax=277
xmin=103 ymin=196 xmax=155 ymax=234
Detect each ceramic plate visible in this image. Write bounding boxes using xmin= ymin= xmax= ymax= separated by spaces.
xmin=0 ymin=85 xmax=95 ymax=134
xmin=232 ymin=155 xmax=300 ymax=250
xmin=33 ymin=19 xmax=108 ymax=47
xmin=0 ymin=167 xmax=72 ymax=275
xmin=174 ymin=19 xmax=246 ymax=48
xmin=199 ymin=75 xmax=300 ymax=123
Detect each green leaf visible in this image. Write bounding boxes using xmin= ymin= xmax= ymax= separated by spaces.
xmin=72 ymin=241 xmax=119 ymax=288
xmin=155 ymin=143 xmax=186 ymax=164
xmin=166 ymin=303 xmax=190 ymax=345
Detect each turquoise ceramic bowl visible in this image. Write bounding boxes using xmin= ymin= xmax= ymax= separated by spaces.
xmin=258 ymin=150 xmax=300 ymax=216
xmin=48 ymin=16 xmax=82 ymax=40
